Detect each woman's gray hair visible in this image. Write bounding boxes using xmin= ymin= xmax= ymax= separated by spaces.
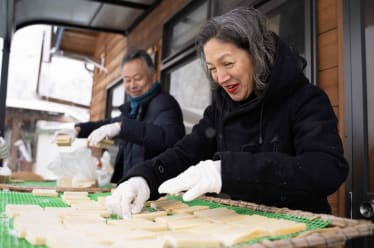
xmin=197 ymin=7 xmax=275 ymax=94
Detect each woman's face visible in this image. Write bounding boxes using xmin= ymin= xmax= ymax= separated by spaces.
xmin=203 ymin=38 xmax=255 ymax=102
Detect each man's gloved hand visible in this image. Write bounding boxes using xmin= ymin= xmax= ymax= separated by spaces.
xmin=158 ymin=160 xmax=222 ymax=201
xmin=106 ymin=177 xmax=150 ymax=218
xmin=88 ymin=122 xmax=121 ymax=146
xmin=53 ymin=126 xmax=78 ymax=143
xmin=0 ymin=137 xmax=9 ymax=159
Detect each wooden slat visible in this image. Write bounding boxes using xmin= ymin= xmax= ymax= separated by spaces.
xmin=336 ymin=0 xmax=346 ymax=218
xmin=318 ymin=29 xmax=338 ymax=70
xmin=318 ymin=0 xmax=337 ymax=34
xmin=60 ymin=29 xmax=98 ymax=57
xmin=319 ymin=67 xmax=339 ymax=106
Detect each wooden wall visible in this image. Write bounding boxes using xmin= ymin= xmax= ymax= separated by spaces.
xmin=90 ymin=0 xmax=189 ymax=122
xmin=317 ymin=0 xmax=345 ymax=217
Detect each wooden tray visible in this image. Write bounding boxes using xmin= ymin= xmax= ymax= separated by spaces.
xmin=0 ymin=183 xmax=113 ymax=193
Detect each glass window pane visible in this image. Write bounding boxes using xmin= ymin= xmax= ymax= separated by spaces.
xmin=214 ymin=0 xmax=245 ymax=15
xmin=112 ymin=84 xmax=124 ymax=107
xmin=265 ymin=0 xmax=305 ymax=57
xmin=165 ymin=1 xmax=209 ymax=59
xmin=0 ymin=38 xmax=3 ymax=76
xmin=169 ymin=57 xmax=211 ymax=133
xmin=365 ymin=0 xmax=374 ymax=192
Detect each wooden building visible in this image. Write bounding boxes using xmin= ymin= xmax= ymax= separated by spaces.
xmin=1 ymin=0 xmax=373 ymax=226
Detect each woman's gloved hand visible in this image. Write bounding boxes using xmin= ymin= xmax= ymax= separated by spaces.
xmin=158 ymin=160 xmax=222 ymax=201
xmin=106 ymin=177 xmax=150 ymax=218
xmin=88 ymin=122 xmax=121 ymax=146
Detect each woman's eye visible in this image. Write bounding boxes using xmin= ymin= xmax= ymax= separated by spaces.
xmin=224 ymin=62 xmax=234 ymax=67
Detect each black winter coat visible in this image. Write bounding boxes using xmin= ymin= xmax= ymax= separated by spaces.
xmin=76 ymin=86 xmax=185 ymax=183
xmin=123 ymin=39 xmax=349 ymax=214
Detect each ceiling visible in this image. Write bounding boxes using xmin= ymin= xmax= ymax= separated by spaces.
xmin=0 ymin=0 xmax=162 ymax=41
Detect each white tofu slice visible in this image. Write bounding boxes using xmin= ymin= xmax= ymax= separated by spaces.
xmin=155 ymin=213 xmax=197 ymax=224
xmin=132 ymin=210 xmax=168 ymax=220
xmin=162 ymin=230 xmax=221 ymax=248
xmin=32 ymin=189 xmax=58 ymax=197
xmin=257 ymin=219 xmax=307 ymax=236
xmin=171 ymin=205 xmax=210 ymax=214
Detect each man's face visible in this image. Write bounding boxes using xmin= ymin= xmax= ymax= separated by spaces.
xmin=122 ymin=58 xmax=155 ymax=97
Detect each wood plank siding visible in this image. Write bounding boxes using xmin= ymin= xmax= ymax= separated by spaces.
xmin=317 ymin=0 xmax=346 ymax=217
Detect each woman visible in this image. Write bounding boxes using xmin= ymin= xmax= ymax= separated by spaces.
xmin=106 ymin=7 xmax=349 ymax=217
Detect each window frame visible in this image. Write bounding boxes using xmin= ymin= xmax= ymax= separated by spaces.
xmin=105 ymin=77 xmax=125 ymax=119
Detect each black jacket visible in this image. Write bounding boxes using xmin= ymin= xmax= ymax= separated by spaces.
xmin=124 ymin=39 xmax=349 ymax=214
xmin=76 ymin=86 xmax=185 ymax=183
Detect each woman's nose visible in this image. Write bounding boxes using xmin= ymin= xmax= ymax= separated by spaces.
xmin=216 ymin=69 xmax=230 ymax=84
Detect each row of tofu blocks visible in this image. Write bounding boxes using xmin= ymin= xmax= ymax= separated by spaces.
xmin=4 ymin=192 xmax=307 ymax=248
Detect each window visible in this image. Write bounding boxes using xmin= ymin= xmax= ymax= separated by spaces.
xmin=162 ymin=0 xmax=210 ymax=63
xmin=106 ymin=79 xmax=125 ymax=118
xmin=0 ymin=37 xmax=3 ymax=75
xmin=167 ymin=56 xmax=211 ymax=133
xmin=259 ymin=0 xmax=314 ymax=81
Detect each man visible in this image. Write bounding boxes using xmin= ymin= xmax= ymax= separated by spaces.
xmin=57 ymin=49 xmax=185 ymax=183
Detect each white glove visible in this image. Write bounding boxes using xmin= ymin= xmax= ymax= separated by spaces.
xmin=53 ymin=127 xmax=78 ymax=143
xmin=0 ymin=137 xmax=9 ymax=159
xmin=106 ymin=177 xmax=150 ymax=218
xmin=158 ymin=160 xmax=222 ymax=201
xmin=88 ymin=122 xmax=121 ymax=146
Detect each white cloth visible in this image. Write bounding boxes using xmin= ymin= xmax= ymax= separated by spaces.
xmin=88 ymin=122 xmax=121 ymax=146
xmin=158 ymin=160 xmax=222 ymax=201
xmin=106 ymin=177 xmax=150 ymax=218
xmin=0 ymin=137 xmax=8 ymax=159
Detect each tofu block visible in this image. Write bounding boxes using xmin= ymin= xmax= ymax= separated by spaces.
xmin=111 ymin=238 xmax=166 ymax=248
xmin=228 ymin=214 xmax=272 ymax=227
xmin=257 ymin=219 xmax=307 ymax=236
xmin=32 ymin=188 xmax=58 ymax=197
xmin=162 ymin=231 xmax=221 ymax=248
xmin=193 ymin=207 xmax=237 ymax=218
xmin=46 ymin=231 xmax=104 ymax=248
xmin=25 ymin=225 xmax=65 ymax=246
xmin=150 ymin=199 xmax=188 ymax=212
xmin=132 ymin=210 xmax=168 ymax=220
xmin=5 ymin=204 xmax=43 ymax=218
xmin=212 ymin=226 xmax=268 ymax=246
xmin=88 ymin=138 xmax=114 ymax=149
xmin=155 ymin=213 xmax=197 ymax=224
xmin=108 ymin=218 xmax=168 ymax=232
xmin=63 ymin=191 xmax=89 ymax=197
xmin=55 ymin=134 xmax=71 ymax=146
xmin=171 ymin=205 xmax=210 ymax=214
xmin=167 ymin=218 xmax=212 ymax=231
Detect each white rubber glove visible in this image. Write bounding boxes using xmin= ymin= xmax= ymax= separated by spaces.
xmin=106 ymin=177 xmax=150 ymax=219
xmin=158 ymin=160 xmax=222 ymax=201
xmin=53 ymin=127 xmax=78 ymax=143
xmin=0 ymin=137 xmax=9 ymax=159
xmin=88 ymin=122 xmax=121 ymax=146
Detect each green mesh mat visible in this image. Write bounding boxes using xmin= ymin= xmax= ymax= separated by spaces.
xmin=0 ymin=191 xmax=329 ymax=248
